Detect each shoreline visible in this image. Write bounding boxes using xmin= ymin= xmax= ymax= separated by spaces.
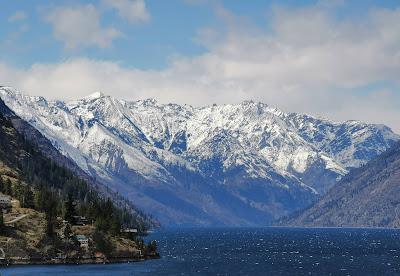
xmin=0 ymin=254 xmax=160 ymax=267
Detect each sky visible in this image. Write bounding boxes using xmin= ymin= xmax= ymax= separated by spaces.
xmin=0 ymin=0 xmax=400 ymax=132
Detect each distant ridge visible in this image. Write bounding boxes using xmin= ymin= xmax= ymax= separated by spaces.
xmin=282 ymin=142 xmax=400 ymax=228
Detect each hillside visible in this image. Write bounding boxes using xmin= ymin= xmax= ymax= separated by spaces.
xmin=0 ymin=193 xmax=154 ymax=265
xmin=0 ymin=91 xmax=157 ymax=230
xmin=0 ymin=86 xmax=398 ymax=225
xmin=0 ymin=99 xmax=158 ymax=264
xmin=282 ymin=142 xmax=400 ymax=228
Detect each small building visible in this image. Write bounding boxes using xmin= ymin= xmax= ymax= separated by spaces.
xmin=76 ymin=234 xmax=89 ymax=248
xmin=121 ymin=228 xmax=138 ymax=234
xmin=0 ymin=194 xmax=12 ymax=212
xmin=72 ymin=215 xmax=88 ymax=226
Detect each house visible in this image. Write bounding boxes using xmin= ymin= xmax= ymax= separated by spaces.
xmin=72 ymin=215 xmax=88 ymax=226
xmin=76 ymin=234 xmax=89 ymax=248
xmin=0 ymin=194 xmax=12 ymax=212
xmin=121 ymin=228 xmax=139 ymax=238
xmin=121 ymin=228 xmax=138 ymax=234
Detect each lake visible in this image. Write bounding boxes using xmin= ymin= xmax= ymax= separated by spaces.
xmin=1 ymin=227 xmax=400 ymax=275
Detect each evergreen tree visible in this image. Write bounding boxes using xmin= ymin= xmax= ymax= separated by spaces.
xmin=63 ymin=223 xmax=72 ymax=240
xmin=23 ymin=186 xmax=34 ymax=208
xmin=0 ymin=211 xmax=4 ymax=233
xmin=46 ymin=212 xmax=56 ymax=236
xmin=14 ymin=180 xmax=23 ymax=206
xmin=104 ymin=198 xmax=113 ymax=217
xmin=93 ymin=230 xmax=113 ymax=256
xmin=64 ymin=193 xmax=75 ymax=222
xmin=44 ymin=192 xmax=58 ymax=236
xmin=34 ymin=188 xmax=44 ymax=211
xmin=110 ymin=216 xmax=121 ymax=236
xmin=147 ymin=240 xmax=157 ymax=252
xmin=4 ymin=179 xmax=12 ymax=195
xmin=95 ymin=216 xmax=108 ymax=232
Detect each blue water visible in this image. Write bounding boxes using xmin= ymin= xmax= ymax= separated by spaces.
xmin=2 ymin=227 xmax=400 ymax=275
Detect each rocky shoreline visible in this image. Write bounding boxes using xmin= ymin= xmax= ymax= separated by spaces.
xmin=0 ymin=253 xmax=160 ymax=266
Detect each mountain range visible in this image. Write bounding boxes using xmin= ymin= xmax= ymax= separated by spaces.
xmin=0 ymin=86 xmax=398 ymax=225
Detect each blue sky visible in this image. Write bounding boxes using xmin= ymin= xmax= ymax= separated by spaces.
xmin=3 ymin=0 xmax=400 ymax=69
xmin=0 ymin=0 xmax=400 ymax=132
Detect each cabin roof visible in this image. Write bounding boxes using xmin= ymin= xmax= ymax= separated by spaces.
xmin=76 ymin=234 xmax=88 ymax=240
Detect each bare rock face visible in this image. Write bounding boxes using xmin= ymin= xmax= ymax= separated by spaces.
xmin=1 ymin=86 xmax=398 ymax=226
xmin=282 ymin=142 xmax=400 ymax=228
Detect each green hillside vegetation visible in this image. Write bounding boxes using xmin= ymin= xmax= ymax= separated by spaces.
xmin=0 ymin=110 xmax=158 ymax=264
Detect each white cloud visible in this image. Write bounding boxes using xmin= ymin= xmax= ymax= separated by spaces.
xmin=45 ymin=4 xmax=121 ymax=49
xmin=8 ymin=11 xmax=27 ymax=22
xmin=1 ymin=4 xmax=400 ymax=132
xmin=102 ymin=0 xmax=150 ymax=23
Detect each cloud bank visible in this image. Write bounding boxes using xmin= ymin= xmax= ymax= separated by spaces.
xmin=1 ymin=4 xmax=400 ymax=132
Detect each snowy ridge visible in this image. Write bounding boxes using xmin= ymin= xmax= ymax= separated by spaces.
xmin=0 ymin=86 xmax=398 ymax=225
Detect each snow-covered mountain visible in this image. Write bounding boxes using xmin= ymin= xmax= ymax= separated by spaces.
xmin=1 ymin=86 xmax=398 ymax=225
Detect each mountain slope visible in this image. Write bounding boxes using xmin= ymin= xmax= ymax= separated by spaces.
xmin=0 ymin=86 xmax=398 ymax=225
xmin=283 ymin=142 xmax=400 ymax=228
xmin=0 ymin=98 xmax=160 ymax=261
xmin=0 ymin=95 xmax=157 ymax=230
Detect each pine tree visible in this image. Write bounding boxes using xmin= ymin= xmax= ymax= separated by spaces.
xmin=46 ymin=212 xmax=55 ymax=236
xmin=23 ymin=186 xmax=34 ymax=208
xmin=110 ymin=216 xmax=121 ymax=236
xmin=95 ymin=216 xmax=108 ymax=232
xmin=4 ymin=179 xmax=12 ymax=195
xmin=34 ymin=186 xmax=48 ymax=211
xmin=14 ymin=180 xmax=23 ymax=206
xmin=34 ymin=189 xmax=43 ymax=210
xmin=93 ymin=230 xmax=113 ymax=256
xmin=147 ymin=240 xmax=157 ymax=252
xmin=103 ymin=198 xmax=114 ymax=218
xmin=0 ymin=211 xmax=4 ymax=233
xmin=44 ymin=191 xmax=58 ymax=236
xmin=64 ymin=193 xmax=75 ymax=222
xmin=63 ymin=223 xmax=72 ymax=240
xmin=0 ymin=176 xmax=3 ymax=193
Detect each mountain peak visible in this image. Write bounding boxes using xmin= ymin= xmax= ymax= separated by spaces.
xmin=0 ymin=86 xmax=19 ymax=96
xmin=82 ymin=91 xmax=105 ymax=101
xmin=139 ymin=98 xmax=158 ymax=106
